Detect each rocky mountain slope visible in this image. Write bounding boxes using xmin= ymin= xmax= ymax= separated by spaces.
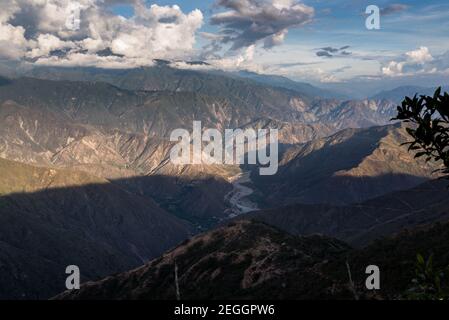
xmin=0 ymin=76 xmax=330 ymax=151
xmin=0 ymin=99 xmax=234 ymax=224
xmin=246 ymin=179 xmax=449 ymax=247
xmin=25 ymin=65 xmax=330 ymax=101
xmin=252 ymin=123 xmax=441 ymax=207
xmin=54 ymin=220 xmax=353 ymax=300
xmin=20 ymin=66 xmax=397 ymax=130
xmin=55 ymin=219 xmax=449 ymax=300
xmin=0 ymin=157 xmax=192 ymax=299
xmin=314 ymin=99 xmax=397 ymax=130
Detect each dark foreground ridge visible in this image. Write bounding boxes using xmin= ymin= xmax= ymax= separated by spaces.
xmin=55 ymin=219 xmax=449 ymax=300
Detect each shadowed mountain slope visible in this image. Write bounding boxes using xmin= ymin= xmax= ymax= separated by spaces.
xmin=245 ymin=179 xmax=449 ymax=247
xmin=252 ymin=123 xmax=441 ymax=207
xmin=0 ymin=158 xmax=192 ymax=299
xmin=55 ymin=219 xmax=449 ymax=300
xmin=54 ymin=220 xmax=353 ymax=300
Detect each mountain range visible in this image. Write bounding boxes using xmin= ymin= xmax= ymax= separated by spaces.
xmin=370 ymin=85 xmax=449 ymax=103
xmin=0 ymin=72 xmax=406 ymax=223
xmin=0 ymin=65 xmax=447 ymax=300
xmin=252 ymin=123 xmax=440 ymax=208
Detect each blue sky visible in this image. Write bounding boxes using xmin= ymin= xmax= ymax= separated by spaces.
xmin=109 ymin=0 xmax=449 ymax=52
xmin=107 ymin=0 xmax=449 ymax=86
xmin=111 ymin=0 xmax=449 ymax=47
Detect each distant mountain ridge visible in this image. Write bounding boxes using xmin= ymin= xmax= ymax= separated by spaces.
xmin=22 ymin=64 xmax=338 ymax=99
xmin=0 ymin=74 xmax=398 ymax=137
xmin=233 ymin=70 xmax=346 ymax=99
xmin=370 ymin=85 xmax=449 ymax=103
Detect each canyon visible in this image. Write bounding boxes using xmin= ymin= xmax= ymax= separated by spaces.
xmin=0 ymin=65 xmax=446 ymax=299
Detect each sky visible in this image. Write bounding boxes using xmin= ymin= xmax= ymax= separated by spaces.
xmin=0 ymin=0 xmax=448 ymax=92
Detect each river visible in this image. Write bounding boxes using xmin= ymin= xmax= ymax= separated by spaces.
xmin=224 ymin=171 xmax=259 ymax=218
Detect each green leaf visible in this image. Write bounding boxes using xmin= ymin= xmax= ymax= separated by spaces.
xmin=417 ymin=254 xmax=425 ymax=265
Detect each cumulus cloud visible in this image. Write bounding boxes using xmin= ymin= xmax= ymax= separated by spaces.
xmin=210 ymin=0 xmax=314 ymax=50
xmin=405 ymin=46 xmax=433 ymax=63
xmin=0 ymin=0 xmax=204 ymax=68
xmin=381 ymin=47 xmax=449 ymax=77
xmin=0 ymin=23 xmax=29 ymax=59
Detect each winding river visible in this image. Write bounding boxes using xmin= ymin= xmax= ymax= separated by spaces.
xmin=224 ymin=171 xmax=259 ymax=218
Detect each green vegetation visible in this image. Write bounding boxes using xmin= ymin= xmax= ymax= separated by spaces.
xmin=406 ymin=254 xmax=449 ymax=300
xmin=394 ymin=87 xmax=449 ymax=178
xmin=393 ymin=89 xmax=449 ymax=299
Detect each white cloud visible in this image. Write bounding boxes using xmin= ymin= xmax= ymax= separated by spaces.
xmin=405 ymin=46 xmax=433 ymax=64
xmin=382 ymin=60 xmax=405 ymax=76
xmin=0 ymin=0 xmax=204 ymax=67
xmin=0 ymin=23 xmax=29 ymax=59
xmin=173 ymin=44 xmax=262 ymax=73
xmin=264 ymin=30 xmax=288 ymax=49
xmin=28 ymin=34 xmax=75 ymax=59
xmin=34 ymin=52 xmax=145 ymax=69
xmin=381 ymin=47 xmax=447 ymax=77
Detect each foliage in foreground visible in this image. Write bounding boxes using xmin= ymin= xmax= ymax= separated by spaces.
xmin=393 ymin=87 xmax=449 ymax=178
xmin=406 ymin=254 xmax=449 ymax=300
